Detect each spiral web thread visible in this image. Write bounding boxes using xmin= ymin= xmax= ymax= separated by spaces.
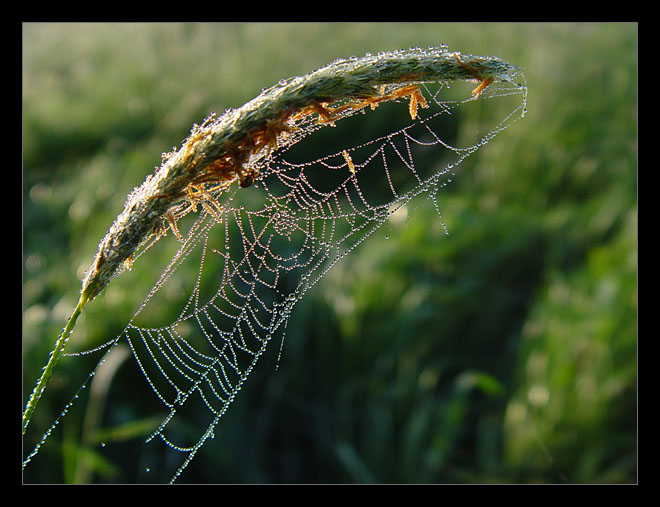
xmin=25 ymin=76 xmax=526 ymax=483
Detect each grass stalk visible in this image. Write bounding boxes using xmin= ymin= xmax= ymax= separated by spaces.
xmin=22 ymin=289 xmax=91 ymax=434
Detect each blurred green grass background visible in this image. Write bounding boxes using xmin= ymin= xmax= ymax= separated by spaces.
xmin=22 ymin=22 xmax=637 ymax=483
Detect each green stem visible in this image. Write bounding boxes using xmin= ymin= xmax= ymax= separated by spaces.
xmin=22 ymin=289 xmax=90 ymax=435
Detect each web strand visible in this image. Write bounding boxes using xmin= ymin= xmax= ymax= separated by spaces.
xmin=118 ymin=79 xmax=526 ymax=481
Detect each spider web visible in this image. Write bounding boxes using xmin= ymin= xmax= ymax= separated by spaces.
xmin=26 ymin=77 xmax=526 ymax=483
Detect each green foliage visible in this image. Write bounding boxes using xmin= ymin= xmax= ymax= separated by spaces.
xmin=23 ymin=22 xmax=636 ymax=483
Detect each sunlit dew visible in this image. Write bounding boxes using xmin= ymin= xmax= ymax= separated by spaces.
xmin=23 ymin=48 xmax=527 ymax=483
xmin=117 ymin=69 xmax=523 ymax=481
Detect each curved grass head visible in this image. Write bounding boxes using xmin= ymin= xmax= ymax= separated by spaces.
xmin=23 ymin=47 xmax=527 ymax=482
xmin=79 ymin=49 xmax=524 ymax=304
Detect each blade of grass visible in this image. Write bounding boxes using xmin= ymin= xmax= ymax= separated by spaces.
xmin=23 ymin=289 xmax=91 ymax=434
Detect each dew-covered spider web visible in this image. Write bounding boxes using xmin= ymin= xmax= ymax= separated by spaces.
xmin=24 ymin=76 xmax=526 ymax=483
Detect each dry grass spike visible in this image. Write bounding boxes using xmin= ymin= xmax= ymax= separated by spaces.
xmin=77 ymin=47 xmax=524 ymax=305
